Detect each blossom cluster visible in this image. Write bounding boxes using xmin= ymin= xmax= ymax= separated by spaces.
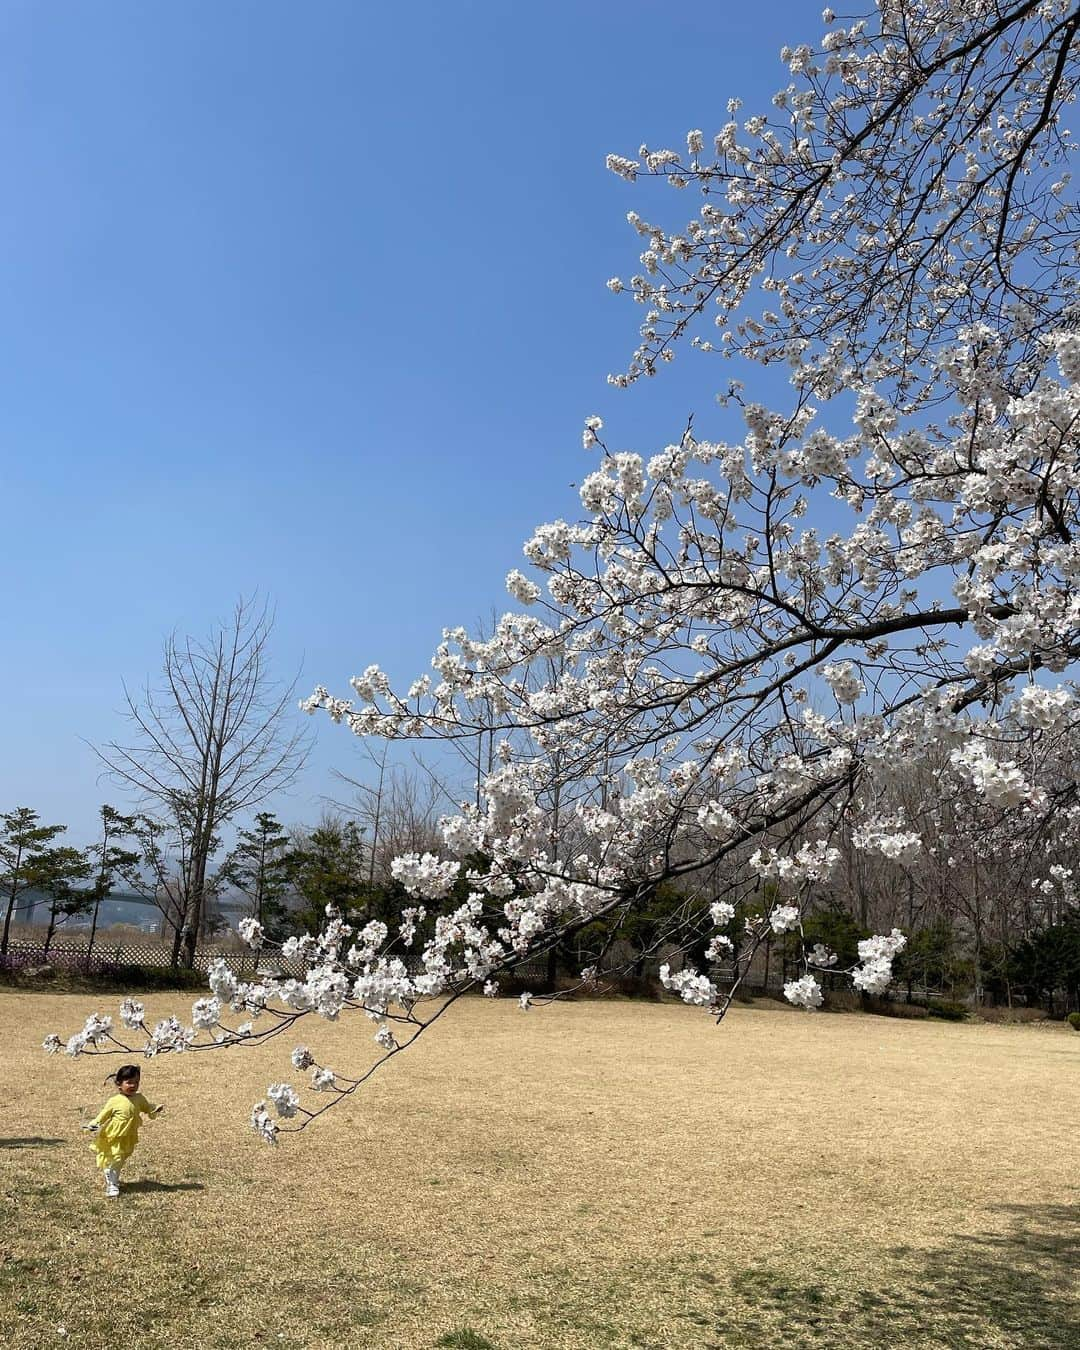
xmin=851 ymin=930 xmax=907 ymax=997
xmin=851 ymin=818 xmax=922 ymax=864
xmin=658 ymin=963 xmax=718 ymax=1008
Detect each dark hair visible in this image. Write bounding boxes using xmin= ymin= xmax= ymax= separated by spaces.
xmin=104 ymin=1064 xmax=141 ymax=1088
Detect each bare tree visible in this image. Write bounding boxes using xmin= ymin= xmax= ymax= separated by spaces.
xmin=97 ymin=598 xmax=309 ymax=966
xmin=329 ymin=743 xmax=448 ymax=887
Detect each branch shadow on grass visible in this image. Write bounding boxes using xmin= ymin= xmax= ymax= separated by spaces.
xmin=122 ymin=1180 xmax=205 ymax=1194
xmin=0 ymin=1137 xmax=64 ymax=1149
xmin=710 ymin=1202 xmax=1080 ymax=1349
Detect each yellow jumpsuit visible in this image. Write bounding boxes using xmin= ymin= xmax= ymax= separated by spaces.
xmin=88 ymin=1091 xmax=161 ymax=1170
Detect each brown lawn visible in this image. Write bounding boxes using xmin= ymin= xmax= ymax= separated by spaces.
xmin=1 ymin=989 xmax=1078 ymax=1349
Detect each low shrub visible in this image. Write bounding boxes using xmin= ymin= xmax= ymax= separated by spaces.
xmin=871 ymin=999 xmax=930 ymax=1019
xmin=1067 ymin=1011 xmax=1080 ymax=1032
xmin=926 ymin=999 xmax=969 ymax=1021
xmin=594 ymin=973 xmax=664 ymax=1000
xmin=497 ymin=970 xmax=666 ymax=1001
xmin=977 ymin=1006 xmax=1047 ymax=1024
xmin=0 ymin=956 xmax=207 ymax=994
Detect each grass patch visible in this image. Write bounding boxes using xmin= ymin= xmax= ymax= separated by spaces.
xmin=436 ymin=1330 xmax=498 ymax=1349
xmin=711 ymin=1204 xmax=1080 ymax=1348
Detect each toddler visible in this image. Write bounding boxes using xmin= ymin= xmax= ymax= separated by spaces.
xmin=82 ymin=1064 xmax=165 ymax=1198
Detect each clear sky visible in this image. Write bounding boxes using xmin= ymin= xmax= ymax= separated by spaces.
xmin=1 ymin=0 xmax=818 ymax=843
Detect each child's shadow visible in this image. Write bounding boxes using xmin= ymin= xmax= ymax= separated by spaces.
xmin=123 ymin=1179 xmax=205 ymax=1194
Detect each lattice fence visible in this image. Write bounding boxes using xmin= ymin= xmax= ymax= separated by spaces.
xmin=0 ymin=938 xmax=552 ymax=986
xmin=0 ymin=939 xmax=308 ymax=978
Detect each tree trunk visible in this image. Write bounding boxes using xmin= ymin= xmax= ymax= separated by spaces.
xmin=170 ymin=920 xmax=185 ymax=970
xmin=181 ymin=845 xmax=211 ymax=968
xmin=972 ymin=923 xmax=984 ymax=1008
xmin=182 ymin=917 xmax=198 ymax=968
xmin=0 ymin=888 xmax=16 ymax=956
xmin=43 ymin=907 xmax=58 ymax=957
xmin=906 ymin=873 xmax=915 ymax=1002
xmin=255 ymin=844 xmax=266 ymax=926
xmin=86 ymin=895 xmax=102 ymax=968
xmin=1 ymin=840 xmax=25 ymax=955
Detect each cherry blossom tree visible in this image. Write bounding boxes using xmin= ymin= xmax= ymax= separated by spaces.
xmin=50 ymin=1 xmax=1080 ymax=1141
xmin=814 ymin=722 xmax=1080 ymax=999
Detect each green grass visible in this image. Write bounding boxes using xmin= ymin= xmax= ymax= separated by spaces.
xmin=436 ymin=1331 xmax=499 ymax=1350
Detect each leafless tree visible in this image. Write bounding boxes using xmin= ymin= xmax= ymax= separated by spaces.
xmin=329 ymin=743 xmax=447 ymax=886
xmin=97 ymin=597 xmax=309 ymax=966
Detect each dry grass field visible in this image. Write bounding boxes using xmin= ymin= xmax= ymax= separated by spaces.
xmin=1 ymin=989 xmax=1078 ymax=1350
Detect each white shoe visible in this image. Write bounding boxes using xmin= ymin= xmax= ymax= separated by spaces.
xmin=105 ymin=1187 xmax=120 ymax=1198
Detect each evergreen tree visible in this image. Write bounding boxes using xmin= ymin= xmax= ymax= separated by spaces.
xmin=220 ymin=812 xmax=294 ymax=940
xmin=0 ymin=808 xmax=66 ymax=954
xmin=85 ymin=805 xmax=140 ymax=961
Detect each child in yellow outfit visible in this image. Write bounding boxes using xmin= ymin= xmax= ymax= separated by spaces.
xmin=82 ymin=1064 xmax=165 ymax=1198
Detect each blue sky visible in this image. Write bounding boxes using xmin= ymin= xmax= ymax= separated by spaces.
xmin=1 ymin=0 xmax=818 ymax=843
